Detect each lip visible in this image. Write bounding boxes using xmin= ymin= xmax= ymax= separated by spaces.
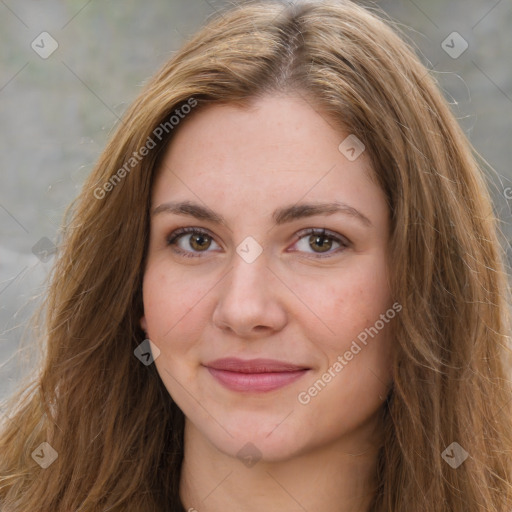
xmin=205 ymin=357 xmax=309 ymax=373
xmin=203 ymin=358 xmax=310 ymax=392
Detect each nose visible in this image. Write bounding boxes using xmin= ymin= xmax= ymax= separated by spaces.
xmin=212 ymin=250 xmax=288 ymax=338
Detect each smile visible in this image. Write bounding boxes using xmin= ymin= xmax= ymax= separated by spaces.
xmin=203 ymin=357 xmax=311 ymax=392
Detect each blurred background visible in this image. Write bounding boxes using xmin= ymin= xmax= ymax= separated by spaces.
xmin=1 ymin=0 xmax=511 ymax=402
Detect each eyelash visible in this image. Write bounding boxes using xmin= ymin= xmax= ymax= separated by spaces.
xmin=165 ymin=226 xmax=351 ymax=259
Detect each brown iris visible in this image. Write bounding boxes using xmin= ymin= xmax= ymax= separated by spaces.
xmin=189 ymin=233 xmax=212 ymax=251
xmin=309 ymin=234 xmax=332 ymax=253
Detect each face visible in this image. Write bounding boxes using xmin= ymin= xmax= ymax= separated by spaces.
xmin=141 ymin=93 xmax=394 ymax=462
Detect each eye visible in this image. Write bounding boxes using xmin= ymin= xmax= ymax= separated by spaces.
xmin=166 ymin=227 xmax=220 ymax=258
xmin=166 ymin=226 xmax=350 ymax=259
xmin=290 ymin=228 xmax=350 ymax=257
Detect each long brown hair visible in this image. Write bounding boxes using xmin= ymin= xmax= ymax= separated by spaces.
xmin=1 ymin=1 xmax=511 ymax=510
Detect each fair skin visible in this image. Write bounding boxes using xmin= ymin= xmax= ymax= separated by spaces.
xmin=141 ymin=93 xmax=394 ymax=512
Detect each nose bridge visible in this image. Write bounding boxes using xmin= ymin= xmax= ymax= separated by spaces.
xmin=226 ymin=244 xmax=269 ymax=295
xmin=212 ymin=243 xmax=287 ymax=335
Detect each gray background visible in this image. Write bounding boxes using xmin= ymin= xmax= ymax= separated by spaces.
xmin=1 ymin=0 xmax=511 ymax=402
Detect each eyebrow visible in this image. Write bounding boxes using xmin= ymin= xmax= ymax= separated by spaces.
xmin=152 ymin=200 xmax=372 ymax=227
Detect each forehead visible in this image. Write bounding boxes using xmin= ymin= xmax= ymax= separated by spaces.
xmin=152 ymin=94 xmax=385 ymax=225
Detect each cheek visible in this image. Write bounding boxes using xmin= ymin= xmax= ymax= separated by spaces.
xmin=294 ymin=260 xmax=394 ymax=436
xmin=142 ymin=261 xmax=214 ymax=345
xmin=142 ymin=262 xmax=213 ymax=405
xmin=292 ymin=254 xmax=392 ymax=356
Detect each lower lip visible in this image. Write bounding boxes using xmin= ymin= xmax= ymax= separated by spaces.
xmin=206 ymin=367 xmax=309 ymax=392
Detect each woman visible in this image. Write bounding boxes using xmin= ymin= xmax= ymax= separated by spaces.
xmin=1 ymin=1 xmax=511 ymax=510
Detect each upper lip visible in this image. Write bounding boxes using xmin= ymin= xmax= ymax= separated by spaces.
xmin=204 ymin=357 xmax=310 ymax=373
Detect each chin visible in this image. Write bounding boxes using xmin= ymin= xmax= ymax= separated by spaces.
xmin=197 ymin=412 xmax=312 ymax=464
xmin=220 ymin=433 xmax=305 ymax=464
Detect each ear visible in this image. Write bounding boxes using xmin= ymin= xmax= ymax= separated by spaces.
xmin=140 ymin=315 xmax=148 ymax=333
